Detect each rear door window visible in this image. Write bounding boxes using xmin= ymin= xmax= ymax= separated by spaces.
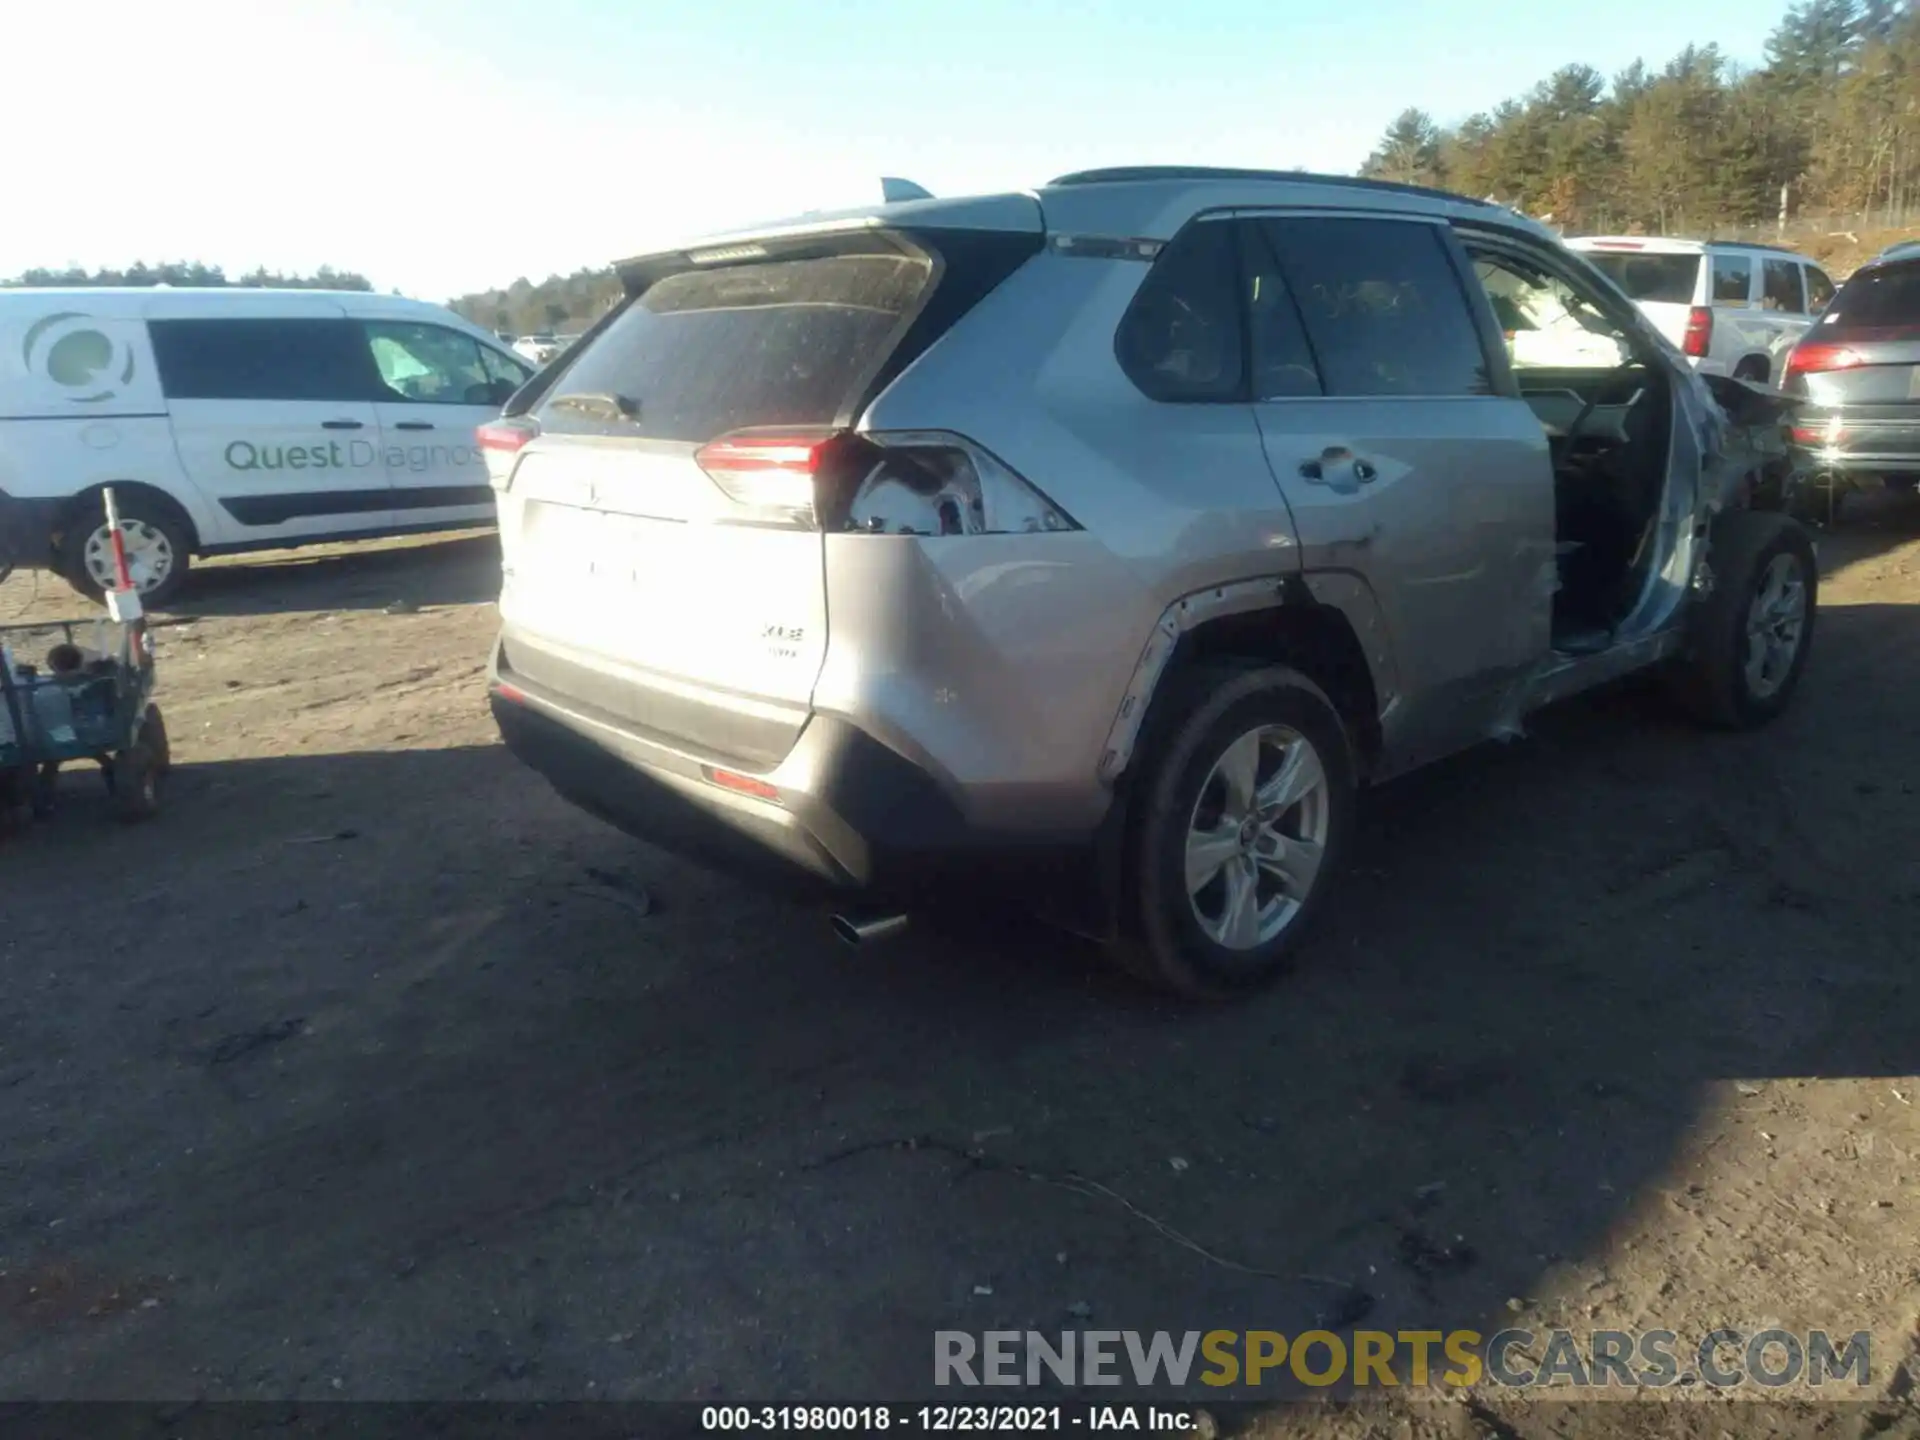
xmin=1239 ymin=224 xmax=1322 ymax=399
xmin=150 ymin=318 xmax=381 ymax=402
xmin=537 ymin=250 xmax=933 ymax=442
xmin=1115 ymin=218 xmax=1246 ymax=402
xmin=1711 ymin=253 xmax=1754 ymax=307
xmin=1763 ymin=258 xmax=1806 ymax=313
xmin=1257 ymin=217 xmax=1491 ymax=397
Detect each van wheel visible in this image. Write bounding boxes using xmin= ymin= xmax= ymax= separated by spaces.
xmin=56 ymin=495 xmax=192 ymax=609
xmin=1108 ymin=663 xmax=1355 ymax=999
xmin=1668 ymin=510 xmax=1817 ymax=729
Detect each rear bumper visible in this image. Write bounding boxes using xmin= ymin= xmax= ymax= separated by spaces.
xmin=1789 ymin=413 xmax=1920 ymax=478
xmin=0 ymin=490 xmax=61 ymax=568
xmin=488 ymin=640 xmax=1117 ymax=928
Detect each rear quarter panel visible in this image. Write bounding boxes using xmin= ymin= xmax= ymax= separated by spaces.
xmin=848 ymin=248 xmax=1303 ymax=830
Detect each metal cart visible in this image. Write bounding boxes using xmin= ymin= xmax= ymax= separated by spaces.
xmin=0 ymin=615 xmax=168 ymax=822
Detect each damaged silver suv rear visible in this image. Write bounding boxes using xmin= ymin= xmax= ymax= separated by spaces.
xmin=485 ymin=166 xmax=1814 ymax=998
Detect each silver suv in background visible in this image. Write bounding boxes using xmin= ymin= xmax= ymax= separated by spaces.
xmin=483 ymin=168 xmax=1814 ymax=997
xmin=1782 ymin=240 xmax=1920 ymax=518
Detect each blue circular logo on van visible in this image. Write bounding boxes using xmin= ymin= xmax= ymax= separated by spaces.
xmin=22 ymin=312 xmax=136 ymax=403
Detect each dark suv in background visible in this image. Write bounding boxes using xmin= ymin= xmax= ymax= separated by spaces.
xmin=1782 ymin=240 xmax=1920 ymax=518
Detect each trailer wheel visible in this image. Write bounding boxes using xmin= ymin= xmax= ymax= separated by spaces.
xmin=141 ymin=705 xmax=171 ymax=774
xmin=28 ymin=763 xmax=57 ymax=819
xmin=111 ymin=743 xmax=161 ymax=822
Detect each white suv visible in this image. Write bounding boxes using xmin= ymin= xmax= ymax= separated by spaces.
xmin=0 ymin=288 xmax=534 ymax=605
xmin=1568 ymin=238 xmax=1836 ymax=386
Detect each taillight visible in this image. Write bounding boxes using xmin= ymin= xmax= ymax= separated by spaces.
xmin=476 ymin=418 xmax=539 ymax=491
xmin=1683 ymin=306 xmax=1713 ymax=358
xmin=693 ymin=429 xmax=847 ymax=528
xmin=1785 ymin=343 xmax=1866 ymax=377
xmin=693 ymin=428 xmax=1080 ymax=536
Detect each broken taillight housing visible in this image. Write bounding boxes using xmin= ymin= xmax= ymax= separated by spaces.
xmin=1683 ymin=306 xmax=1713 ymax=358
xmin=692 ymin=428 xmax=1080 ymax=536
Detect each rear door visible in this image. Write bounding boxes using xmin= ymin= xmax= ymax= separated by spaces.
xmin=356 ymin=317 xmax=529 ymax=529
xmin=1241 ymin=213 xmax=1555 ymax=767
xmin=496 ymin=237 xmax=944 ymax=737
xmin=149 ymin=313 xmax=391 ymax=544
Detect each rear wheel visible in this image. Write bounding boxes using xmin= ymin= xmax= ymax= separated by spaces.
xmin=1668 ymin=509 xmax=1817 ymax=729
xmin=1108 ymin=664 xmax=1355 ymax=999
xmin=111 ymin=743 xmax=161 ymax=822
xmin=56 ymin=493 xmax=192 ymax=609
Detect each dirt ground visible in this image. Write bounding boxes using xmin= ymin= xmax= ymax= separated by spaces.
xmin=2 ymin=500 xmax=1918 ymax=1437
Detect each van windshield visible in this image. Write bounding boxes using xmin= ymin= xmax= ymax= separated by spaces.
xmin=1582 ymin=252 xmax=1701 ymax=306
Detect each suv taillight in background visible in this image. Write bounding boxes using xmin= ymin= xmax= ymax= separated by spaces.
xmin=1683 ymin=306 xmax=1713 ymax=358
xmin=692 ymin=428 xmax=1079 ymax=536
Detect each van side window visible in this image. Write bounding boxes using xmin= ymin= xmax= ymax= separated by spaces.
xmin=1115 ymin=219 xmax=1245 ymax=403
xmin=1762 ymin=258 xmax=1805 ymax=313
xmin=150 ymin=319 xmax=379 ymax=402
xmin=1258 ymin=217 xmax=1491 ymax=398
xmin=364 ymin=322 xmax=496 ymax=405
xmin=1710 ymin=254 xmax=1753 ymax=306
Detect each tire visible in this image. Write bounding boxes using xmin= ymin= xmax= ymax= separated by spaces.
xmin=140 ymin=705 xmax=171 ymax=774
xmin=28 ymin=763 xmax=57 ymax=820
xmin=1668 ymin=509 xmax=1817 ymax=730
xmin=55 ymin=493 xmax=192 ymax=609
xmin=1107 ymin=663 xmax=1357 ymax=999
xmin=111 ymin=742 xmax=161 ymax=822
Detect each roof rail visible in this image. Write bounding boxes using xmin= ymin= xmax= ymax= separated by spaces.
xmin=1704 ymin=239 xmax=1805 ymax=256
xmin=1045 ymin=166 xmax=1500 ymax=209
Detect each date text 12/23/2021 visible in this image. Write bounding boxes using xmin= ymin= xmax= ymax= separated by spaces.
xmin=700 ymin=1405 xmax=1207 ymax=1432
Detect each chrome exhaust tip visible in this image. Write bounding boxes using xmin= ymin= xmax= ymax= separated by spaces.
xmin=830 ymin=912 xmax=911 ymax=947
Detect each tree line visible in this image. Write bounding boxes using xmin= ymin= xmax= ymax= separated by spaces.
xmin=1362 ymin=0 xmax=1918 ymax=233
xmin=446 ymin=268 xmax=623 ymax=338
xmin=2 ymin=262 xmax=374 ymax=290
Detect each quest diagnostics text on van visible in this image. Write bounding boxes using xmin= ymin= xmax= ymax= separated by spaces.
xmin=223 ymin=439 xmax=482 ymax=476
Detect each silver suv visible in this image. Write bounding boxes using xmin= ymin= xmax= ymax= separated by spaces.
xmin=482 ymin=167 xmax=1814 ymax=997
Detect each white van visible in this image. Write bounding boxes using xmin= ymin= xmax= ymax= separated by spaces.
xmin=1566 ymin=237 xmax=1837 ymax=386
xmin=0 ymin=289 xmax=534 ymax=604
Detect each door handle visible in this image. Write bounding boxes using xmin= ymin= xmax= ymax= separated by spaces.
xmin=394 ymin=421 xmax=435 ymax=432
xmin=1298 ymin=447 xmax=1377 ymax=486
xmin=321 ymin=419 xmax=364 ymax=431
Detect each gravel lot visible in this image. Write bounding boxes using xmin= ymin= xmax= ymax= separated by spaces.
xmin=1 ymin=505 xmax=1917 ymax=1435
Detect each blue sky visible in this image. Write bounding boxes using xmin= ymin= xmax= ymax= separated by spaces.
xmin=8 ymin=0 xmax=1786 ymax=301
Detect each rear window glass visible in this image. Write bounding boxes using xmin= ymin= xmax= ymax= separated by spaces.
xmin=1583 ymin=252 xmax=1700 ymax=305
xmin=1823 ymin=259 xmax=1920 ymax=330
xmin=537 ymin=252 xmax=932 ymax=442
